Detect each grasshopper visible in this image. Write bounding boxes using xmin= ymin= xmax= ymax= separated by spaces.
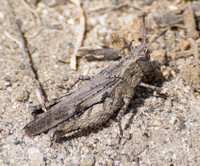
xmin=24 ymin=13 xmax=167 ymax=141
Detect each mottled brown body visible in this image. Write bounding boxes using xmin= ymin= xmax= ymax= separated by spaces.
xmin=24 ymin=14 xmax=167 ymax=140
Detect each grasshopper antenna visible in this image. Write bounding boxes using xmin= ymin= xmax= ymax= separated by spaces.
xmin=142 ymin=13 xmax=167 ymax=47
xmin=148 ymin=30 xmax=168 ymax=47
xmin=142 ymin=12 xmax=147 ymax=45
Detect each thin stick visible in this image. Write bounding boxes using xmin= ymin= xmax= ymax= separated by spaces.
xmin=69 ymin=0 xmax=86 ymax=70
xmin=142 ymin=12 xmax=147 ymax=45
xmin=188 ymin=38 xmax=199 ymax=60
xmin=4 ymin=31 xmax=22 ymax=47
xmin=8 ymin=2 xmax=47 ymax=112
xmin=20 ymin=0 xmax=40 ymax=24
xmin=87 ymin=3 xmax=141 ymax=13
xmin=20 ymin=0 xmax=41 ymax=38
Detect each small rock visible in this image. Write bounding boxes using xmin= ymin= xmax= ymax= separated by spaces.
xmin=123 ymin=130 xmax=131 ymax=140
xmin=14 ymin=88 xmax=29 ymax=102
xmin=170 ymin=114 xmax=177 ymax=124
xmin=27 ymin=147 xmax=43 ymax=166
xmin=67 ymin=18 xmax=75 ymax=25
xmin=7 ymin=87 xmax=13 ymax=92
xmin=80 ymin=155 xmax=95 ymax=166
xmin=153 ymin=120 xmax=162 ymax=126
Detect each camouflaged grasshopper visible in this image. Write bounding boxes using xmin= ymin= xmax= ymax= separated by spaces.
xmin=24 ymin=13 xmax=167 ymax=141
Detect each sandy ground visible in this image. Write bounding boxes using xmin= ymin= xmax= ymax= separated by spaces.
xmin=0 ymin=0 xmax=200 ymax=165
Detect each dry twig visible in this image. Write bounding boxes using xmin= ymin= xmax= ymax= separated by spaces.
xmin=8 ymin=2 xmax=47 ymax=112
xmin=183 ymin=4 xmax=199 ymax=39
xmin=87 ymin=3 xmax=140 ymax=14
xmin=188 ymin=38 xmax=199 ymax=60
xmin=20 ymin=0 xmax=41 ymax=38
xmin=69 ymin=0 xmax=86 ymax=70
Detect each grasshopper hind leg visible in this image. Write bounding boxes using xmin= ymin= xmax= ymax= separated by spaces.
xmin=53 ymin=94 xmax=124 ymax=141
xmin=53 ymin=82 xmax=134 ymax=142
xmin=52 ymin=104 xmax=112 ymax=141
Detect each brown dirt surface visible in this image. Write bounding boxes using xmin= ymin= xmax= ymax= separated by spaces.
xmin=0 ymin=0 xmax=200 ymax=165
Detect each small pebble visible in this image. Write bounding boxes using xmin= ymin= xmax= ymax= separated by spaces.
xmin=28 ymin=147 xmax=43 ymax=166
